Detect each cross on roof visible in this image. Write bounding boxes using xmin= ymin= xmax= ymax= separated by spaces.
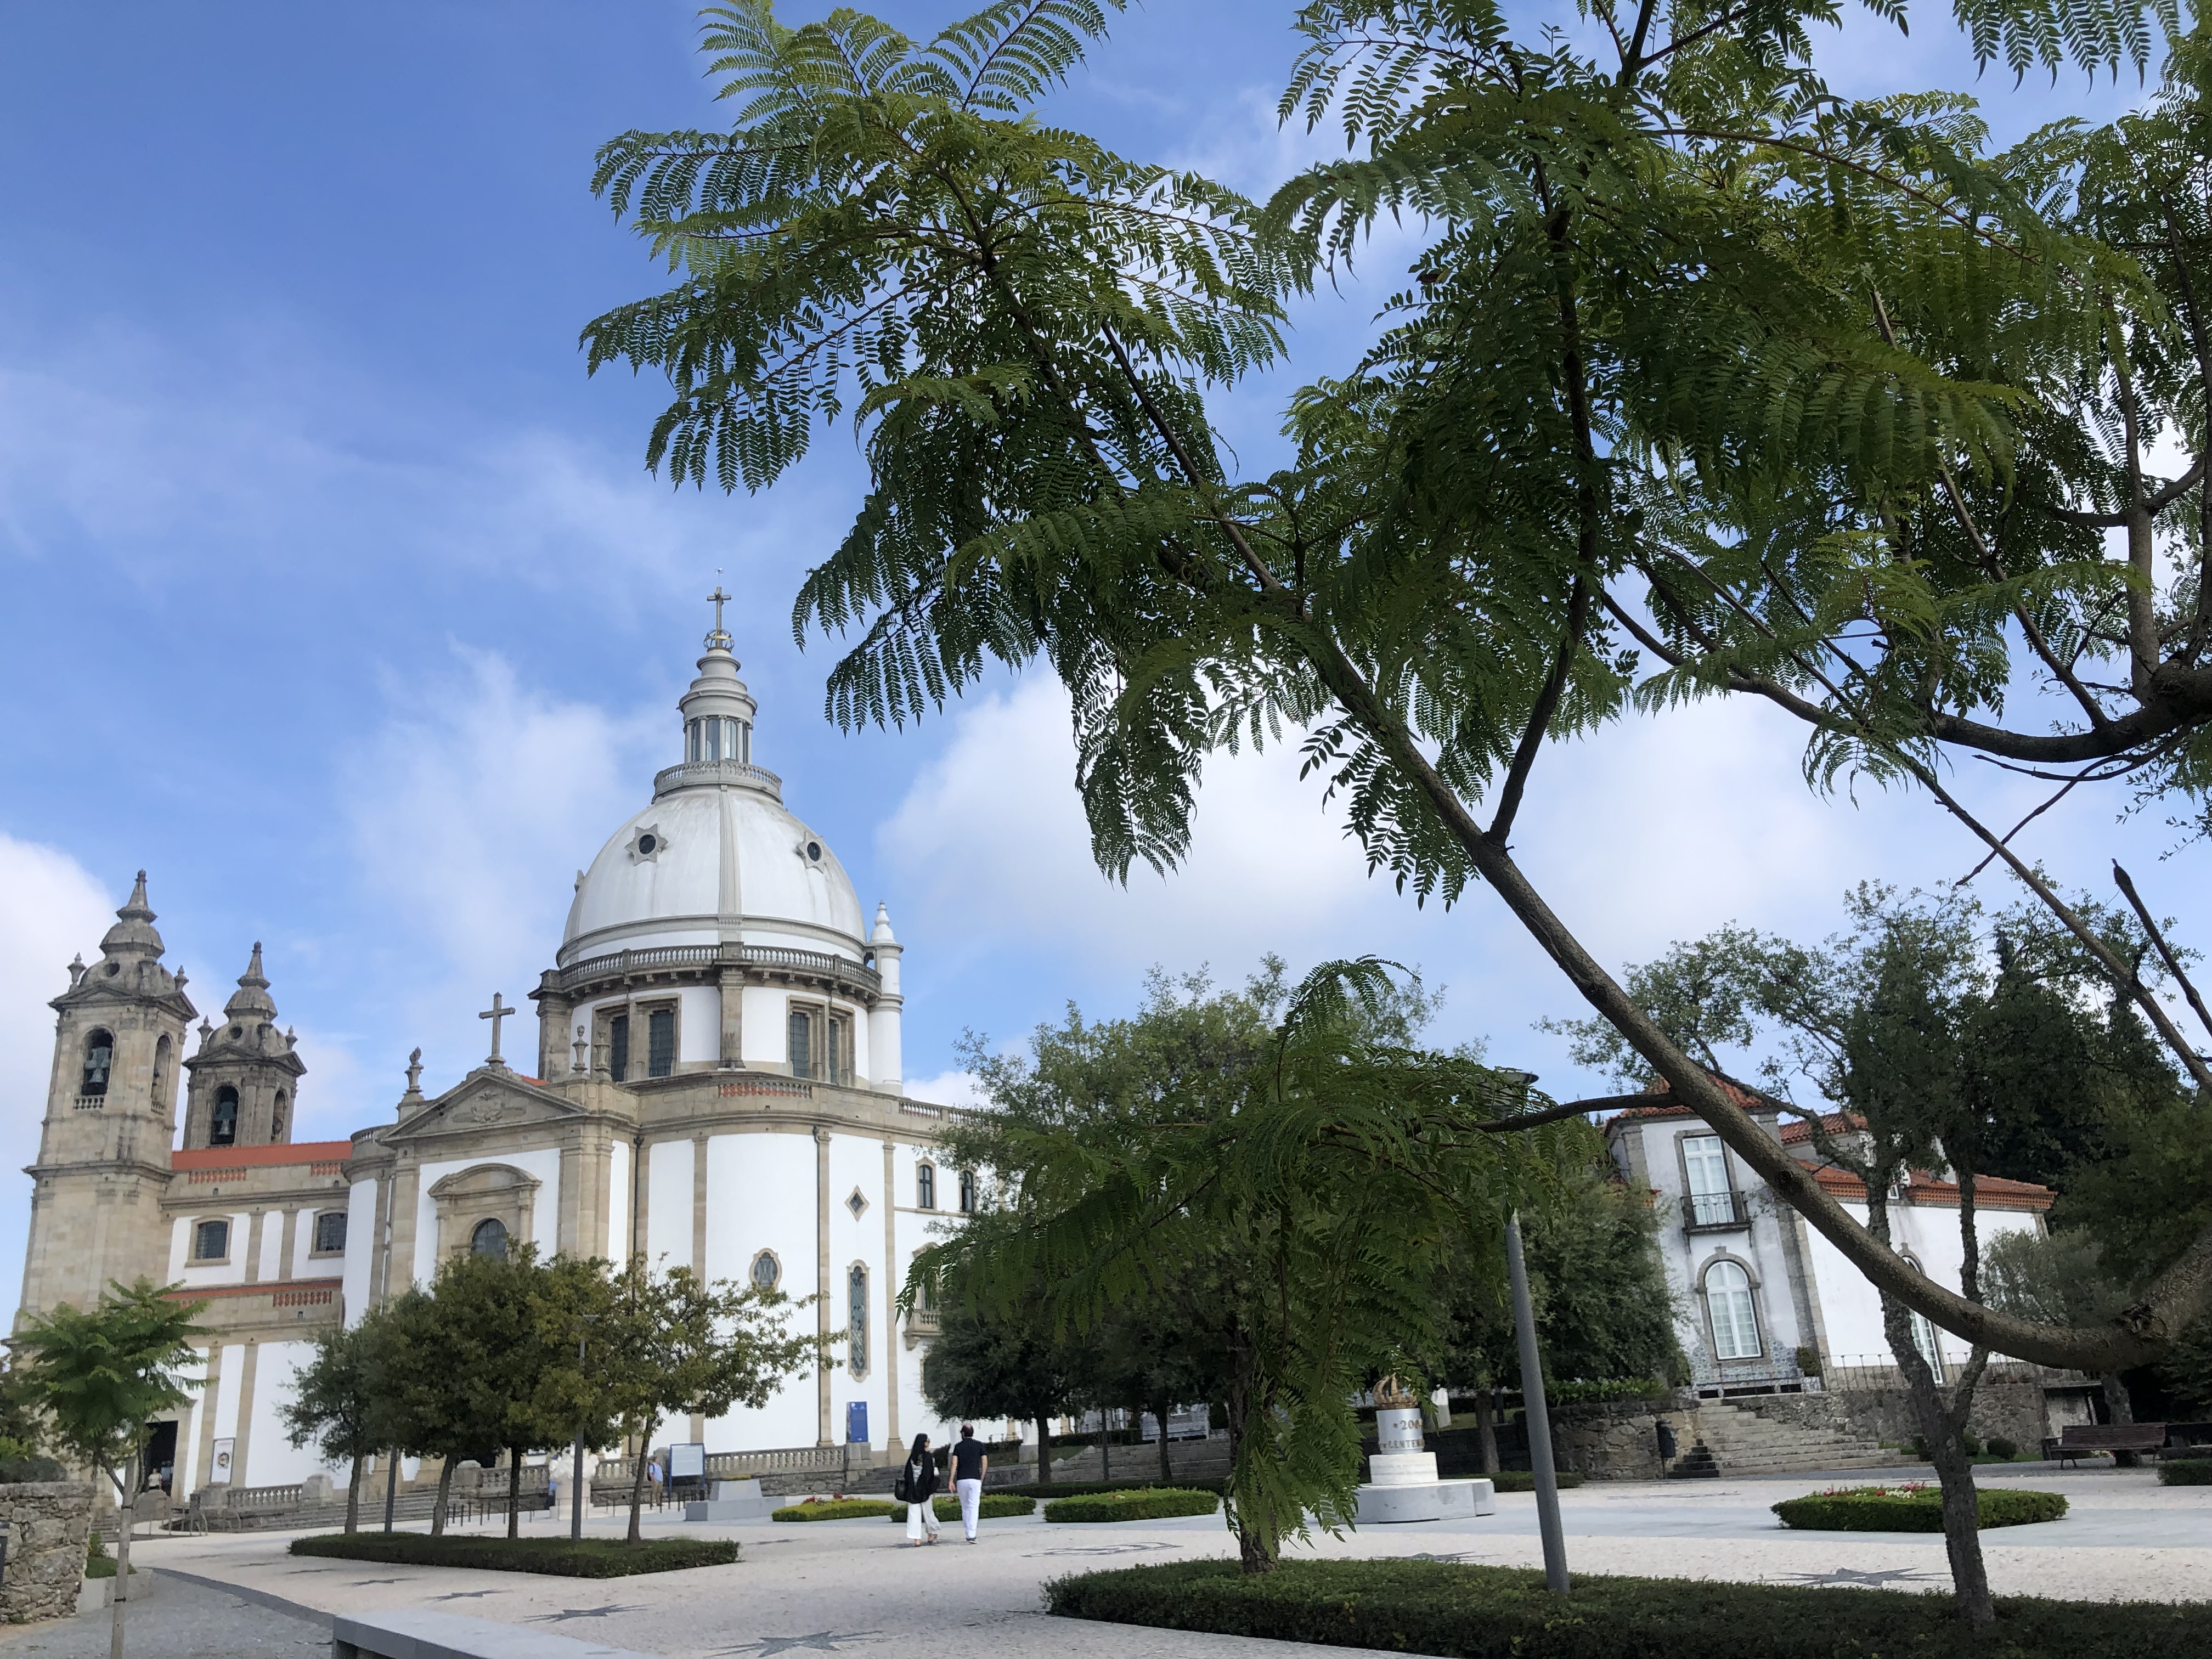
xmin=707 ymin=578 xmax=733 ymax=650
xmin=479 ymin=992 xmax=515 ymax=1068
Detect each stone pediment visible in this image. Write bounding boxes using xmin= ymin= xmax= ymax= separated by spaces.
xmin=390 ymin=1068 xmax=584 ymax=1142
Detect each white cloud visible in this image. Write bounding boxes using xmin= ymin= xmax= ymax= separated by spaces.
xmin=341 ymin=648 xmax=661 ymax=1084
xmin=0 ymin=836 xmax=129 ymax=1327
xmin=903 ymin=1068 xmax=986 ymax=1111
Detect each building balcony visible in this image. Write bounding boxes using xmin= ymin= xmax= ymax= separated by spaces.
xmin=1684 ymin=1190 xmax=1751 ymax=1231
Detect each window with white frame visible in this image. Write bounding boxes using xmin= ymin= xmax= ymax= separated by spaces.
xmin=312 ymin=1210 xmax=347 ymax=1254
xmin=1682 ymin=1135 xmax=1735 ymax=1226
xmin=1703 ymin=1259 xmax=1762 ymax=1359
xmin=192 ymin=1218 xmax=230 ymax=1261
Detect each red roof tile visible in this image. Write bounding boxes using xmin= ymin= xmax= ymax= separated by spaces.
xmin=172 ymin=1141 xmax=352 ymax=1171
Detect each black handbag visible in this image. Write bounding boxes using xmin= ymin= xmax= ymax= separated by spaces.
xmin=894 ymin=1469 xmax=910 ymax=1502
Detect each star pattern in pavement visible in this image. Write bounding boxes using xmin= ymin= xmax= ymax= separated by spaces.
xmin=1780 ymin=1566 xmax=1948 ymax=1588
xmin=349 ymin=1578 xmax=410 ymax=1586
xmin=430 ymin=1589 xmax=504 ymax=1601
xmin=529 ymin=1605 xmax=648 ymax=1623
xmin=716 ymin=1632 xmax=882 ymax=1655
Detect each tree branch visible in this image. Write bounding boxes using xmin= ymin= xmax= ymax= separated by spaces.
xmin=2111 ymin=862 xmax=2212 ymax=1048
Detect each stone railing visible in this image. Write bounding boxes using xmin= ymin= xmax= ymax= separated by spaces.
xmin=596 ymin=1445 xmax=845 ymax=1485
xmin=72 ymin=1094 xmax=105 ymax=1111
xmin=653 ymin=758 xmax=785 ymax=798
xmin=1819 ymin=1354 xmax=2093 ymax=1391
xmin=555 ymin=942 xmax=880 ymax=999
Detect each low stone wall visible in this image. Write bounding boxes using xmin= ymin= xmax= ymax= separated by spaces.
xmin=1550 ymin=1400 xmax=1678 ymax=1480
xmin=1737 ymin=1379 xmax=2051 ymax=1451
xmin=0 ymin=1481 xmax=93 ymax=1623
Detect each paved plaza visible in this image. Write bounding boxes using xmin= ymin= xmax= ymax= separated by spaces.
xmin=5 ymin=1464 xmax=2199 ymax=1658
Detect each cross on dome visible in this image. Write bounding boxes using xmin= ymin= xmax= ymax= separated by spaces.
xmin=706 ymin=575 xmax=734 ymax=656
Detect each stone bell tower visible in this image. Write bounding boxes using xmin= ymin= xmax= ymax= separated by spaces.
xmin=180 ymin=944 xmax=306 ymax=1150
xmin=16 ymin=873 xmax=197 ymax=1326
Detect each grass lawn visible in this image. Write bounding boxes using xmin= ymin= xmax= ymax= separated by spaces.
xmin=1045 ymin=1558 xmax=2198 ymax=1658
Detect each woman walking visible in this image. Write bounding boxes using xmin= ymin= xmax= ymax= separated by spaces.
xmin=901 ymin=1433 xmax=941 ymax=1545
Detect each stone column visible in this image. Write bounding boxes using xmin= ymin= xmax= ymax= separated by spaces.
xmin=717 ymin=967 xmax=744 ymax=1068
xmin=538 ymin=991 xmax=573 ymax=1081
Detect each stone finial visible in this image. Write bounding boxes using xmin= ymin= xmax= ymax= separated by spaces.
xmin=404 ymin=1047 xmax=424 ymax=1097
xmin=99 ymin=869 xmax=166 ymax=961
xmin=571 ymin=1024 xmax=590 ymax=1075
xmin=66 ymin=953 xmax=86 ymax=988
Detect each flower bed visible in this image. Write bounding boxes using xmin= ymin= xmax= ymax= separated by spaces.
xmin=1045 ymin=1488 xmax=1220 ymax=1523
xmin=1044 ymin=1559 xmax=2190 ymax=1657
xmin=1771 ymin=1483 xmax=2066 ymax=1531
xmin=890 ymin=1493 xmax=1037 ymax=1522
xmin=771 ymin=1498 xmax=900 ymax=1521
xmin=289 ymin=1533 xmax=736 ymax=1576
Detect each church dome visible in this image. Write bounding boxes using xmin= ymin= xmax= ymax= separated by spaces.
xmin=558 ymin=622 xmax=866 ymax=968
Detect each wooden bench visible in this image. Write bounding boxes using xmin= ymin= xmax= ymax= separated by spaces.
xmin=2043 ymin=1423 xmax=2168 ymax=1467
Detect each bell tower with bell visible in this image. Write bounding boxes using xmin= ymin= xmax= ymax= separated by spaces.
xmin=16 ymin=873 xmax=197 ymax=1325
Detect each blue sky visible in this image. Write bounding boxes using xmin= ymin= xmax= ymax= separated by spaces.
xmin=0 ymin=1 xmax=2184 ymax=1320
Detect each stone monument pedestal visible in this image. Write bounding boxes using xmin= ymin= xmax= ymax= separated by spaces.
xmin=682 ymin=1478 xmax=775 ymax=1522
xmin=1353 ymin=1406 xmax=1497 ymax=1523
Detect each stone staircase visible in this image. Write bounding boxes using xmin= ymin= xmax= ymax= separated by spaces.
xmin=1685 ymin=1401 xmax=1893 ymax=1475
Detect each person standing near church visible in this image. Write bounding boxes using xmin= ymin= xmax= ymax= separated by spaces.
xmin=901 ymin=1432 xmax=940 ymax=1545
xmin=950 ymin=1424 xmax=989 ymax=1543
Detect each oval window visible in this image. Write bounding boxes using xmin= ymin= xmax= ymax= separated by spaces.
xmin=806 ymin=842 xmax=822 ymax=862
xmin=637 ymin=833 xmax=658 ymax=855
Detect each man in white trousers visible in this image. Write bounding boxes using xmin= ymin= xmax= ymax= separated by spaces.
xmin=950 ymin=1424 xmax=990 ymax=1542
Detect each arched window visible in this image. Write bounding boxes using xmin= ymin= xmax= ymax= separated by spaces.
xmin=81 ymin=1029 xmax=115 ymax=1098
xmin=916 ymin=1163 xmax=935 ymax=1210
xmin=1899 ymin=1255 xmax=1946 ymax=1380
xmin=210 ymin=1086 xmax=239 ymax=1147
xmin=847 ymin=1263 xmax=869 ymax=1378
xmin=958 ymin=1171 xmax=976 ymax=1214
xmin=271 ymin=1090 xmax=287 ymax=1141
xmin=1703 ymin=1260 xmax=1761 ymax=1359
xmin=152 ymin=1035 xmax=172 ymax=1105
xmin=471 ymin=1218 xmax=510 ymax=1260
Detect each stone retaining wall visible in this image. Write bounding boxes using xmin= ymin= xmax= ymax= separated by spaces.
xmin=1734 ymin=1379 xmax=2052 ymax=1451
xmin=0 ymin=1481 xmax=93 ymax=1623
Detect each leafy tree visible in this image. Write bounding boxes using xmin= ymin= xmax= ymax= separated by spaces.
xmin=1984 ymin=1228 xmax=2141 ymax=1426
xmin=585 ymin=1255 xmax=822 ymax=1544
xmin=921 ymin=1294 xmax=1085 ymax=1484
xmin=586 ymin=0 xmax=2212 ymax=1431
xmin=922 ymin=960 xmax=1584 ymax=1572
xmin=15 ymin=1278 xmax=206 ymax=1658
xmin=278 ymin=1315 xmax=392 ymax=1533
xmin=0 ymin=1361 xmax=49 ymax=1463
xmin=1082 ymin=1297 xmax=1221 ymax=1485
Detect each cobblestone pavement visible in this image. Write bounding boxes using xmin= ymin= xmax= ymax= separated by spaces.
xmin=104 ymin=1465 xmax=2211 ymax=1659
xmin=0 ymin=1573 xmax=328 ymax=1657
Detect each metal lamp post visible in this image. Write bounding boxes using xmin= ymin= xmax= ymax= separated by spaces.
xmin=1506 ymin=1210 xmax=1570 ymax=1593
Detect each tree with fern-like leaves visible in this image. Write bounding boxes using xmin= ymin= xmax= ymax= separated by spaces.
xmin=586 ymin=0 xmax=2212 ymax=1624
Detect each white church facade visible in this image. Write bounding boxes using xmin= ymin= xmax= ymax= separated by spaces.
xmin=16 ymin=613 xmax=967 ymax=1499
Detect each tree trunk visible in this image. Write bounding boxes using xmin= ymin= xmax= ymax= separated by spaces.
xmin=345 ymin=1453 xmax=363 ymax=1534
xmin=1035 ymin=1415 xmax=1054 ymax=1487
xmin=627 ymin=1417 xmax=657 ymax=1545
xmin=2102 ymin=1373 xmax=2140 ymax=1465
xmin=109 ymin=1453 xmax=135 ymax=1659
xmin=1152 ymin=1395 xmax=1173 ymax=1485
xmin=1886 ymin=1303 xmax=1994 ymax=1632
xmin=1101 ymin=1420 xmax=1110 ymax=1485
xmin=1475 ymin=1391 xmax=1499 ymax=1475
xmin=506 ymin=1448 xmax=522 ymax=1540
xmin=430 ymin=1456 xmax=459 ymax=1537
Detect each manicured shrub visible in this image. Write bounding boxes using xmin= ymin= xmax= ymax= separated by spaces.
xmin=889 ymin=1493 xmax=1038 ymax=1522
xmin=1486 ymin=1471 xmax=1585 ymax=1493
xmin=1772 ymin=1483 xmax=2066 ymax=1531
xmin=290 ymin=1533 xmax=736 ymax=1577
xmin=1045 ymin=1488 xmax=1220 ymax=1523
xmin=771 ymin=1498 xmax=900 ymax=1521
xmin=1043 ymin=1558 xmax=2196 ymax=1657
xmin=1985 ymin=1437 xmax=2018 ymax=1460
xmin=2158 ymin=1458 xmax=2212 ymax=1486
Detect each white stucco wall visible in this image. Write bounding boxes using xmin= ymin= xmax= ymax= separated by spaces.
xmin=241 ymin=1339 xmax=342 ymax=1487
xmin=256 ymin=1212 xmax=284 ymax=1282
xmin=171 ymin=1346 xmax=212 ymax=1495
xmin=607 ymin=1137 xmax=633 ymax=1261
xmin=646 ymin=1138 xmax=695 ymax=1271
xmin=678 ymin=985 xmax=720 ymax=1065
xmin=1802 ymin=1199 xmax=2045 ymax=1367
xmin=411 ymin=1147 xmax=565 ymax=1285
xmin=701 ymin=1130 xmax=821 ymax=1453
xmin=171 ymin=1211 xmax=253 ymax=1288
xmin=342 ymin=1177 xmax=379 ymax=1325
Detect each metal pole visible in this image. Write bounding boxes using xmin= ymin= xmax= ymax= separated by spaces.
xmin=382 ymin=1446 xmax=399 ymax=1533
xmin=572 ymin=1331 xmax=588 ymax=1540
xmin=1505 ymin=1211 xmax=1569 ymax=1593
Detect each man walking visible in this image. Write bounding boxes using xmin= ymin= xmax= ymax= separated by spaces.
xmin=950 ymin=1424 xmax=989 ymax=1543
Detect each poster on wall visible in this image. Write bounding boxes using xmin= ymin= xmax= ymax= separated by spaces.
xmin=211 ymin=1438 xmax=235 ymax=1483
xmin=668 ymin=1441 xmax=707 ymax=1500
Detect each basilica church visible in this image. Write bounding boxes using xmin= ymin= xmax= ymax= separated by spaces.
xmin=16 ymin=612 xmax=964 ymax=1499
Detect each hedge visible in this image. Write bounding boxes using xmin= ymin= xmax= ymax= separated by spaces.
xmin=772 ymin=1498 xmax=900 ymax=1521
xmin=1045 ymin=1488 xmax=1221 ymax=1523
xmin=2158 ymin=1459 xmax=2212 ymax=1486
xmin=1488 ymin=1471 xmax=1584 ymax=1493
xmin=1772 ymin=1485 xmax=2066 ymax=1531
xmin=1044 ymin=1558 xmax=2193 ymax=1658
xmin=0 ymin=1454 xmax=66 ymax=1483
xmin=1005 ymin=1479 xmax=1229 ymax=1498
xmin=289 ymin=1533 xmax=736 ymax=1577
xmin=889 ymin=1493 xmax=1037 ymax=1522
